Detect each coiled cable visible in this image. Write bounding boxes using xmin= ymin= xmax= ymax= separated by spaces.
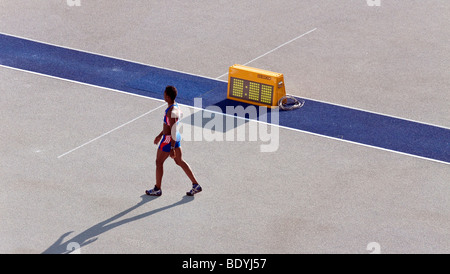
xmin=278 ymin=95 xmax=305 ymax=111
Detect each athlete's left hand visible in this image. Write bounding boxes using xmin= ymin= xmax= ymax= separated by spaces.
xmin=170 ymin=149 xmax=176 ymax=159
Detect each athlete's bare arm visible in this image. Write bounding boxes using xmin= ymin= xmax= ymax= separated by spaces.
xmin=167 ymin=107 xmax=178 ymax=158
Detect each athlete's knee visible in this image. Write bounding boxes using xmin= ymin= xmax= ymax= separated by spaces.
xmin=156 ymin=157 xmax=165 ymax=167
xmin=174 ymin=157 xmax=184 ymax=166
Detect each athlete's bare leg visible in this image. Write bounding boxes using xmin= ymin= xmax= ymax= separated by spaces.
xmin=173 ymin=147 xmax=198 ymax=185
xmin=155 ymin=149 xmax=170 ymax=189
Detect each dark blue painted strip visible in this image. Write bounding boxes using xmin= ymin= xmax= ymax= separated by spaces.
xmin=1 ymin=33 xmax=449 ymax=163
xmin=0 ymin=34 xmax=223 ymax=106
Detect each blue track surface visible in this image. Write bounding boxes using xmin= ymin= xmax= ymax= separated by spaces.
xmin=1 ymin=34 xmax=449 ymax=163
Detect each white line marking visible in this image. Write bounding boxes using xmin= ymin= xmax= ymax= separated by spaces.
xmin=0 ymin=64 xmax=168 ymax=103
xmin=181 ymin=105 xmax=450 ymax=166
xmin=3 ymin=63 xmax=448 ymax=132
xmin=57 ymin=104 xmax=166 ymax=159
xmin=215 ymin=28 xmax=317 ymax=79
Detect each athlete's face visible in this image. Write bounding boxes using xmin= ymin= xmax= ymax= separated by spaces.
xmin=164 ymin=91 xmax=174 ymax=104
xmin=164 ymin=91 xmax=169 ymax=103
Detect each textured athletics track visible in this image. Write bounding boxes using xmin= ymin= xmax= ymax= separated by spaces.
xmin=1 ymin=1 xmax=449 ymax=254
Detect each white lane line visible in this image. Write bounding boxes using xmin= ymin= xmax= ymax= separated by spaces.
xmin=177 ymin=103 xmax=450 ymax=166
xmin=215 ymin=27 xmax=317 ymax=79
xmin=57 ymin=104 xmax=166 ymax=159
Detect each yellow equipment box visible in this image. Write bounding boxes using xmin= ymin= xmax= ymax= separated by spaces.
xmin=227 ymin=64 xmax=286 ymax=107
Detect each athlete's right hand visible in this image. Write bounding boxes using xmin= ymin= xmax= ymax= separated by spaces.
xmin=154 ymin=134 xmax=162 ymax=145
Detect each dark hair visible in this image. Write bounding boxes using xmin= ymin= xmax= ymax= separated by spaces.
xmin=164 ymin=85 xmax=178 ymax=101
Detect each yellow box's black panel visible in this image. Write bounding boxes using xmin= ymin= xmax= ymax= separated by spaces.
xmin=229 ymin=77 xmax=274 ymax=106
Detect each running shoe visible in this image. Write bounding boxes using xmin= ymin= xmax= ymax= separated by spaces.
xmin=186 ymin=184 xmax=202 ymax=196
xmin=145 ymin=186 xmax=162 ymax=196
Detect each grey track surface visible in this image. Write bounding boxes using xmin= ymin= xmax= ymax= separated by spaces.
xmin=1 ymin=0 xmax=449 ymax=253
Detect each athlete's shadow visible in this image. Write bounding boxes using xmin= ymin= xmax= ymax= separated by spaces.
xmin=42 ymin=195 xmax=194 ymax=254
